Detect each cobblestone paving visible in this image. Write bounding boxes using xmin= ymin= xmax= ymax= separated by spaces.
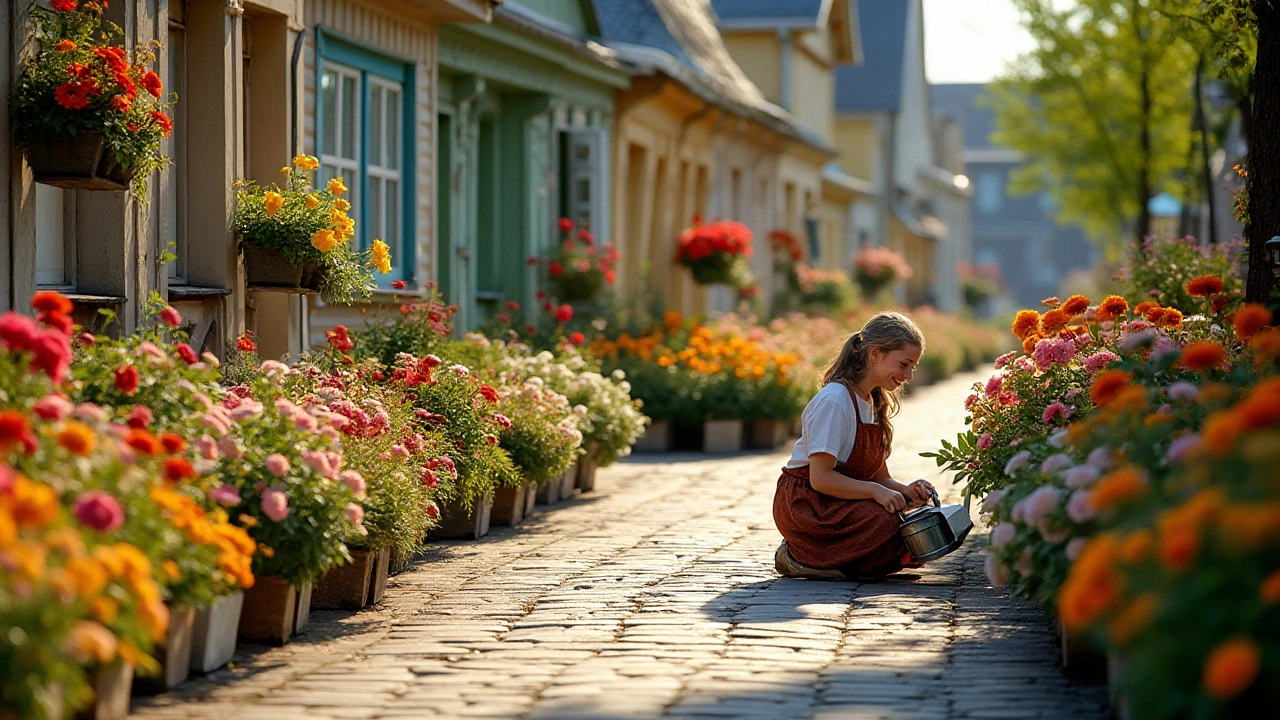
xmin=133 ymin=368 xmax=1111 ymax=720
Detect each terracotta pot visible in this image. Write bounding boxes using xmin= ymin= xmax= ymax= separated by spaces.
xmin=632 ymin=420 xmax=671 ymax=452
xmin=293 ymin=581 xmax=313 ymax=634
xmin=27 ymin=131 xmax=135 ymax=191
xmin=432 ymin=491 xmax=493 ymax=539
xmin=703 ymin=419 xmax=744 ymax=453
xmin=191 ymin=591 xmax=243 ymax=673
xmin=558 ymin=463 xmax=578 ymax=499
xmin=237 ymin=576 xmax=297 ymax=645
xmin=242 ymin=244 xmax=322 ymax=291
xmin=366 ymin=547 xmax=391 ymax=605
xmin=74 ymin=661 xmax=133 ymax=720
xmin=312 ymin=550 xmax=375 ymax=610
xmin=492 ymin=482 xmax=529 ymax=527
xmin=135 ymin=605 xmax=195 ymax=692
xmin=747 ymin=418 xmax=790 ymax=449
xmin=535 ymin=477 xmax=561 ymax=505
xmin=576 ymin=453 xmax=599 ymax=493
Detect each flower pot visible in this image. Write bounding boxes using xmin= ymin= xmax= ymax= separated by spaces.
xmin=1058 ymin=617 xmax=1107 ymax=679
xmin=74 ymin=661 xmax=133 ymax=720
xmin=312 ymin=550 xmax=375 ymax=611
xmin=492 ymin=482 xmax=529 ymax=527
xmin=523 ymin=480 xmax=537 ymax=516
xmin=535 ymin=478 xmax=561 ymax=505
xmin=576 ymin=454 xmax=599 ymax=493
xmin=432 ymin=491 xmax=493 ymax=539
xmin=703 ymin=419 xmax=744 ymax=453
xmin=632 ymin=420 xmax=671 ymax=453
xmin=747 ymin=419 xmax=790 ymax=449
xmin=191 ymin=591 xmax=243 ymax=674
xmin=1107 ymin=651 xmax=1130 ymax=720
xmin=27 ymin=131 xmax=135 ymax=191
xmin=366 ymin=547 xmax=391 ymax=605
xmin=135 ymin=605 xmax=195 ymax=692
xmin=237 ymin=576 xmax=297 ymax=645
xmin=242 ymin=244 xmax=322 ymax=292
xmin=558 ymin=463 xmax=578 ymax=499
xmin=293 ymin=581 xmax=313 ymax=634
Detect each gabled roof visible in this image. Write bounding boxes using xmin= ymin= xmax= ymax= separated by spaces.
xmin=834 ymin=0 xmax=908 ymax=113
xmin=930 ymin=83 xmax=999 ymax=150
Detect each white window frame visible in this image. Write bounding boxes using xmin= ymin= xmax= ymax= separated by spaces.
xmin=365 ymin=76 xmax=403 ymax=254
xmin=319 ymin=62 xmax=362 ymax=204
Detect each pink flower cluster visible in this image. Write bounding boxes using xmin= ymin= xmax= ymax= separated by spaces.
xmin=1033 ymin=337 xmax=1077 ymax=371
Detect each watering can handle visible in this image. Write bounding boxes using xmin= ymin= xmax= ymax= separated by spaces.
xmin=898 ymin=491 xmax=940 ymax=523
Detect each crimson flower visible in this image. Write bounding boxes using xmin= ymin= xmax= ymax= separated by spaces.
xmin=114 ymin=365 xmax=139 ymax=394
xmin=555 ymin=304 xmax=573 ymax=323
xmin=568 ymin=332 xmax=585 ymax=346
xmin=558 ymin=217 xmax=574 ymax=233
xmin=175 ymin=342 xmax=198 ymax=364
xmin=159 ymin=306 xmax=182 ymax=328
xmin=72 ymin=491 xmax=125 ymax=532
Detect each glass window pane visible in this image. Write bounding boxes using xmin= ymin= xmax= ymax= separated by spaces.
xmin=368 ymin=178 xmax=383 ymax=248
xmin=387 ymin=89 xmax=400 ymax=171
xmin=341 ymin=74 xmax=356 ymax=160
xmin=35 ymin=184 xmax=65 ymax=286
xmin=321 ymin=70 xmax=337 ymax=157
xmin=386 ymin=179 xmax=399 ymax=247
xmin=370 ymin=87 xmax=383 ymax=168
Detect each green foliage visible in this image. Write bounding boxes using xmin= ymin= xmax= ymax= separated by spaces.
xmin=1119 ymin=236 xmax=1245 ymax=313
xmin=495 ymin=387 xmax=581 ymax=485
xmin=353 ymin=285 xmax=456 ymax=366
xmin=989 ymin=0 xmax=1201 ymax=248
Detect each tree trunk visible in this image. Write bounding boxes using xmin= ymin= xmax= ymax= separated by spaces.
xmin=1196 ymin=54 xmax=1218 ymax=244
xmin=1246 ymin=0 xmax=1280 ymax=304
xmin=1136 ymin=5 xmax=1153 ymax=254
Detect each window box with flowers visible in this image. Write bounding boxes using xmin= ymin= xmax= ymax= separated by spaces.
xmin=674 ymin=219 xmax=755 ymax=288
xmin=11 ymin=1 xmax=173 ymax=193
xmin=233 ymin=156 xmax=391 ymax=304
xmin=853 ymin=245 xmax=912 ymax=300
xmin=534 ymin=218 xmax=619 ymax=304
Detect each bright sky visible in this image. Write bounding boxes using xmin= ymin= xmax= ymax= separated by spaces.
xmin=922 ymin=0 xmax=1040 ymax=84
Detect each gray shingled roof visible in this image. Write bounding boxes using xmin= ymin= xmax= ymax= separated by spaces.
xmin=930 ymin=83 xmax=998 ymax=150
xmin=710 ymin=0 xmax=829 ymax=27
xmin=834 ymin=0 xmax=907 ymax=113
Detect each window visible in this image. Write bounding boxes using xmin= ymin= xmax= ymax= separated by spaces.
xmin=317 ymin=32 xmax=414 ymax=286
xmin=35 ymin=184 xmax=74 ymax=289
xmin=165 ymin=3 xmax=188 ymax=282
xmin=976 ymin=172 xmax=1004 ymax=214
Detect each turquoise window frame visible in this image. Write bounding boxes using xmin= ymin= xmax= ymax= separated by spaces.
xmin=315 ymin=28 xmax=416 ymax=287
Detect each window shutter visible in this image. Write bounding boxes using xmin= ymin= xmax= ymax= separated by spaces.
xmin=561 ymin=127 xmax=607 ymax=241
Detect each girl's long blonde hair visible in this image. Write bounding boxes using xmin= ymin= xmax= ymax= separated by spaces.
xmin=822 ymin=311 xmax=925 ymax=457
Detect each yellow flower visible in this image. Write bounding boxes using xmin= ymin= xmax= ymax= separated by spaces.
xmin=280 ymin=167 xmax=292 ymax=175
xmin=305 ymin=194 xmax=320 ymax=210
xmin=370 ymin=239 xmax=392 ymax=274
xmin=328 ymin=177 xmax=347 ymax=196
xmin=311 ymin=230 xmax=337 ymax=252
xmin=334 ymin=199 xmax=351 ymax=212
xmin=293 ymin=155 xmax=319 ymax=171
xmin=263 ymin=191 xmax=284 ymax=217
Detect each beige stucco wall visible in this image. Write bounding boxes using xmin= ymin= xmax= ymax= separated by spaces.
xmin=832 ymin=116 xmax=880 ymax=183
xmin=792 ymin=42 xmax=833 ymax=141
xmin=721 ymin=32 xmax=781 ymax=107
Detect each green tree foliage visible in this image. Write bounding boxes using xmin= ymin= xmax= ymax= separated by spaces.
xmin=987 ymin=0 xmax=1201 ymax=254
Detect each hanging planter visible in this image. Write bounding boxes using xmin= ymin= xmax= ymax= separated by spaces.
xmin=675 ymin=219 xmax=755 ymax=288
xmin=11 ymin=4 xmax=172 ymax=196
xmin=242 ymin=243 xmax=323 ymax=292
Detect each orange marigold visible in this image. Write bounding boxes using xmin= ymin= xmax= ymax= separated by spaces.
xmin=1109 ymin=593 xmax=1158 ymax=646
xmin=1157 ymin=521 xmax=1199 ymax=571
xmin=1251 ymin=328 xmax=1280 ymax=361
xmin=1186 ymin=274 xmax=1225 ymax=297
xmin=1235 ymin=390 xmax=1280 ymax=429
xmin=1179 ymin=341 xmax=1226 ymax=372
xmin=1157 ymin=308 xmax=1183 ymax=328
xmin=1096 ymin=295 xmax=1129 ymax=323
xmin=1134 ymin=301 xmax=1159 ymax=316
xmin=1261 ymin=570 xmax=1280 ymax=604
xmin=1203 ymin=410 xmax=1243 ymax=456
xmin=57 ymin=421 xmax=96 ymax=456
xmin=1090 ymin=369 xmax=1132 ymax=407
xmin=1021 ymin=333 xmax=1041 ymax=355
xmin=1203 ymin=637 xmax=1260 ymax=700
xmin=1040 ymin=308 xmax=1070 ymax=336
xmin=1232 ymin=303 xmax=1272 ymax=340
xmin=1143 ymin=304 xmax=1166 ymax=323
xmin=1119 ymin=528 xmax=1153 ymax=564
xmin=1058 ymin=533 xmax=1122 ymax=631
xmin=1061 ymin=294 xmax=1090 ymax=316
xmin=1089 ymin=466 xmax=1148 ymax=510
xmin=1012 ymin=310 xmax=1040 ymax=340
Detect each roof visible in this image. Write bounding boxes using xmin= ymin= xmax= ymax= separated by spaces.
xmin=930 ymin=83 xmax=999 ymax=150
xmin=834 ymin=0 xmax=908 ymax=113
xmin=710 ymin=0 xmax=830 ymax=28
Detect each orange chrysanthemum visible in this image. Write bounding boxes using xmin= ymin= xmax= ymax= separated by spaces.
xmin=1157 ymin=308 xmax=1183 ymax=328
xmin=1232 ymin=303 xmax=1272 ymax=340
xmin=1058 ymin=533 xmax=1122 ymax=631
xmin=1090 ymin=369 xmax=1133 ymax=407
xmin=1096 ymin=295 xmax=1129 ymax=323
xmin=56 ymin=421 xmax=96 ymax=456
xmin=1143 ymin=304 xmax=1166 ymax=323
xmin=1040 ymin=308 xmax=1070 ymax=336
xmin=1203 ymin=638 xmax=1261 ymax=700
xmin=1119 ymin=528 xmax=1153 ymax=564
xmin=1134 ymin=301 xmax=1159 ymax=317
xmin=1089 ymin=466 xmax=1148 ymax=510
xmin=1251 ymin=328 xmax=1280 ymax=361
xmin=1012 ymin=310 xmax=1040 ymax=340
xmin=1211 ymin=295 xmax=1232 ymax=315
xmin=1179 ymin=341 xmax=1226 ymax=372
xmin=1186 ymin=274 xmax=1225 ymax=298
xmin=1061 ymin=294 xmax=1090 ymax=316
xmin=1202 ymin=410 xmax=1243 ymax=456
xmin=1157 ymin=520 xmax=1199 ymax=571
xmin=1022 ymin=334 xmax=1041 ymax=355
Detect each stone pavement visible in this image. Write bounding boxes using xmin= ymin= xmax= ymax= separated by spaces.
xmin=132 ymin=368 xmax=1111 ymax=720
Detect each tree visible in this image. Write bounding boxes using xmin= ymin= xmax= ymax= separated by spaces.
xmin=988 ymin=0 xmax=1200 ymax=256
xmin=1245 ymin=0 xmax=1280 ymax=305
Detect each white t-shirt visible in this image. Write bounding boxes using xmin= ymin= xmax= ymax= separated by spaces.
xmin=785 ymin=382 xmax=877 ymax=468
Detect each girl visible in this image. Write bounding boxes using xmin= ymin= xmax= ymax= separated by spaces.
xmin=774 ymin=311 xmax=935 ymax=581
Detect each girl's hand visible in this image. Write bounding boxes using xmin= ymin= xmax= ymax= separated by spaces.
xmin=872 ymin=484 xmax=908 ymax=513
xmin=905 ymin=480 xmax=935 ymax=505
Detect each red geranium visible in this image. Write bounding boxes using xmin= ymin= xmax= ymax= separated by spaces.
xmin=142 ymin=70 xmax=162 ymax=98
xmin=54 ymin=81 xmax=94 ymax=110
xmin=236 ymin=335 xmax=257 ymax=352
xmin=113 ymin=364 xmax=139 ymax=394
xmin=554 ymin=304 xmax=573 ymax=323
xmin=32 ymin=291 xmax=73 ymax=315
xmin=158 ymin=306 xmax=182 ymax=328
xmin=478 ymin=385 xmax=499 ymax=404
xmin=159 ymin=432 xmax=186 ymax=454
xmin=52 ymin=0 xmax=78 ymax=11
xmin=568 ymin=332 xmax=585 ymax=346
xmin=150 ymin=110 xmax=172 ymax=137
xmin=162 ymin=457 xmax=196 ymax=483
xmin=175 ymin=342 xmax=198 ymax=365
xmin=0 ymin=411 xmax=38 ymax=454
xmin=558 ymin=217 xmax=574 ymax=233
xmin=326 ymin=325 xmax=354 ymax=352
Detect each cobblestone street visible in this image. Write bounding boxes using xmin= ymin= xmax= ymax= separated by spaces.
xmin=132 ymin=368 xmax=1110 ymax=720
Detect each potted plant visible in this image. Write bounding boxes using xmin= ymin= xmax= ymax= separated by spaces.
xmin=674 ymin=218 xmax=755 ymax=288
xmin=792 ymin=264 xmax=857 ymax=315
xmin=852 ymin=245 xmax=912 ymax=300
xmin=233 ymin=156 xmax=391 ymax=303
xmin=535 ymin=218 xmax=619 ymax=304
xmin=10 ymin=1 xmax=172 ymax=193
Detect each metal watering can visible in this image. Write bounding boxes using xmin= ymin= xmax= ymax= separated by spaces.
xmin=897 ymin=489 xmax=973 ymax=562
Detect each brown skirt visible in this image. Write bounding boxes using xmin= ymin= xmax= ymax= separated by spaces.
xmin=773 ymin=471 xmax=910 ymax=577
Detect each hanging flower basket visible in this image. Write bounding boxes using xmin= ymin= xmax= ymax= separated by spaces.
xmin=26 ymin=131 xmax=137 ymax=191
xmin=242 ymin=243 xmax=323 ymax=292
xmin=675 ymin=219 xmax=755 ymax=288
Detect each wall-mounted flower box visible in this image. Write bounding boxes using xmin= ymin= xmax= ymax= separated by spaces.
xmin=26 ymin=132 xmax=135 ymax=191
xmin=242 ymin=244 xmax=322 ymax=292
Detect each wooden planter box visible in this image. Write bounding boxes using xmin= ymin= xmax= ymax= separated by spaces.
xmin=747 ymin=419 xmax=791 ymax=449
xmin=242 ymin=244 xmax=322 ymax=292
xmin=74 ymin=661 xmax=133 ymax=720
xmin=632 ymin=420 xmax=671 ymax=452
xmin=27 ymin=131 xmax=135 ymax=191
xmin=367 ymin=547 xmax=391 ymax=605
xmin=558 ymin=463 xmax=578 ymax=500
xmin=535 ymin=477 xmax=561 ymax=505
xmin=432 ymin=491 xmax=493 ymax=539
xmin=238 ymin=576 xmax=298 ymax=645
xmin=312 ymin=550 xmax=375 ymax=611
xmin=703 ymin=419 xmax=744 ymax=453
xmin=136 ymin=605 xmax=195 ymax=692
xmin=492 ymin=481 xmax=530 ymax=527
xmin=191 ymin=591 xmax=243 ymax=673
xmin=294 ymin=581 xmax=313 ymax=634
xmin=576 ymin=453 xmax=599 ymax=493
